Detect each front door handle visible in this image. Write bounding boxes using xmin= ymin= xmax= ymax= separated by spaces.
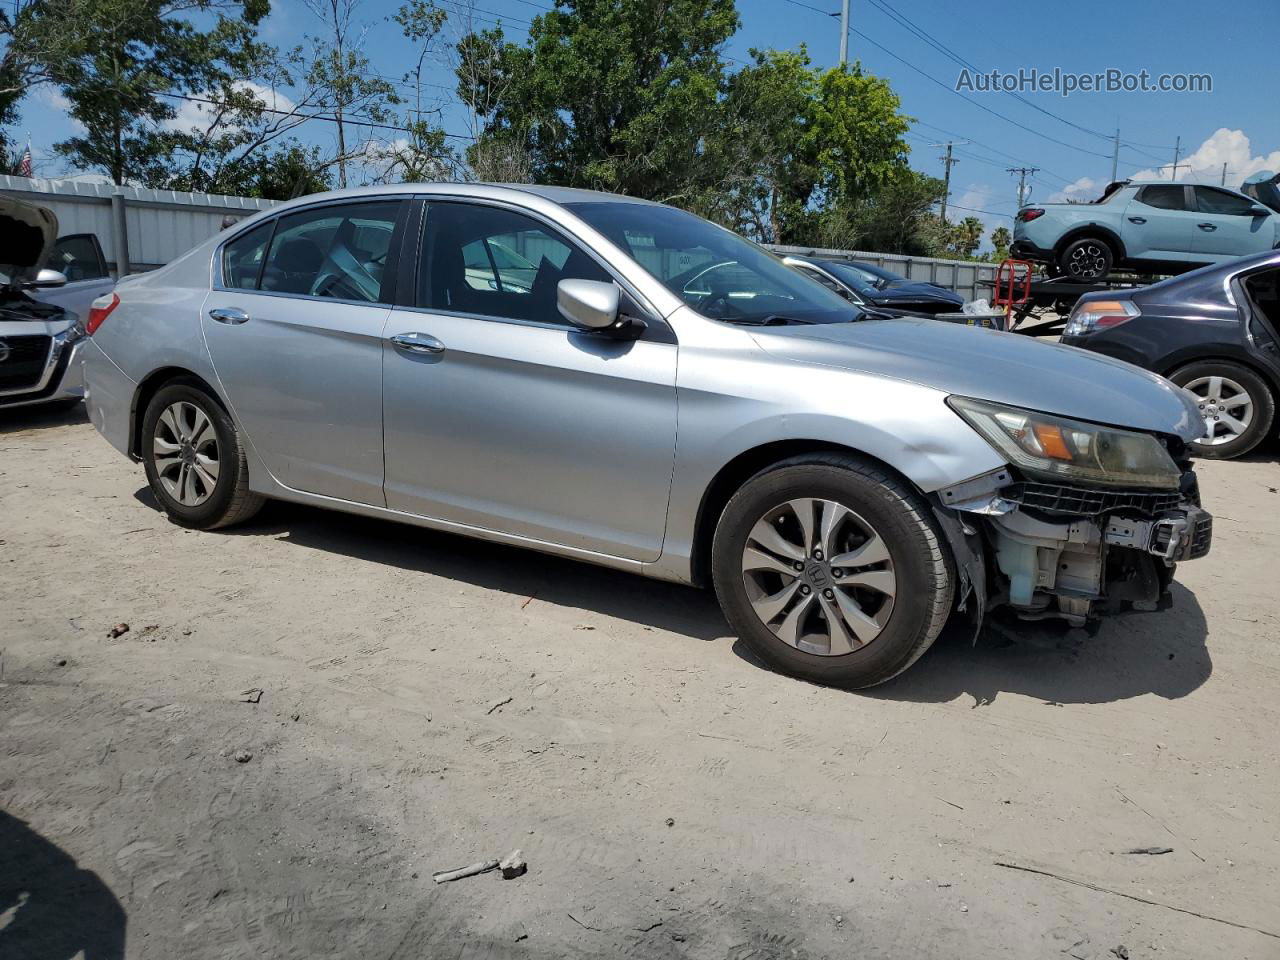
xmin=390 ymin=332 xmax=446 ymax=355
xmin=1127 ymin=216 xmax=1146 ymax=224
xmin=1197 ymin=222 xmax=1217 ymax=231
xmin=209 ymin=306 xmax=250 ymax=325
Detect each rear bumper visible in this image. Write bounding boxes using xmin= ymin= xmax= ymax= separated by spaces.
xmin=1010 ymin=238 xmax=1053 ymax=262
xmin=81 ymin=337 xmax=136 ymax=458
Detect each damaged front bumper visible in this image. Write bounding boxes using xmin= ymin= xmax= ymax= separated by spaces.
xmin=935 ymin=466 xmax=1211 ymax=628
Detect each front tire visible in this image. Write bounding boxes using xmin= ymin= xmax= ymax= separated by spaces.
xmin=711 ymin=454 xmax=953 ymax=688
xmin=1058 ymin=237 xmax=1113 ymax=282
xmin=141 ymin=379 xmax=264 ymax=529
xmin=1169 ymin=361 xmax=1275 ymax=459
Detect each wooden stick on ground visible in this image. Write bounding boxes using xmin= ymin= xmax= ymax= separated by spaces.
xmin=433 ymin=859 xmax=499 ymax=884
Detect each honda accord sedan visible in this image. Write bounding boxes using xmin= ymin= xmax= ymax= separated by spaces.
xmin=79 ymin=184 xmax=1211 ymax=687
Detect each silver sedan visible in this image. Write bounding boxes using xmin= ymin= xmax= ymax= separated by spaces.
xmin=78 ymin=184 xmax=1211 ymax=687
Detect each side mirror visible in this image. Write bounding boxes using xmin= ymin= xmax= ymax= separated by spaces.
xmin=23 ymin=268 xmax=67 ymax=289
xmin=1249 ymin=204 xmax=1270 ymax=217
xmin=557 ymin=278 xmax=619 ymax=329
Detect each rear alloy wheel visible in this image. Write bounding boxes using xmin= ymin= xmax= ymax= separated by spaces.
xmin=711 ymin=454 xmax=953 ymax=688
xmin=1170 ymin=361 xmax=1276 ymax=459
xmin=141 ymin=379 xmax=264 ymax=528
xmin=1058 ymin=237 xmax=1113 ymax=282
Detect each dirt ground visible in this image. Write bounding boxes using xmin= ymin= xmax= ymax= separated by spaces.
xmin=2 ymin=404 xmax=1279 ymax=960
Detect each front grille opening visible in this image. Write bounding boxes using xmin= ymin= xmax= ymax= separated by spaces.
xmin=0 ymin=334 xmax=52 ymax=392
xmin=1002 ymin=480 xmax=1184 ymax=517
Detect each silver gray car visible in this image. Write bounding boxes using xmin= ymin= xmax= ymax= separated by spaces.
xmin=78 ymin=184 xmax=1212 ymax=687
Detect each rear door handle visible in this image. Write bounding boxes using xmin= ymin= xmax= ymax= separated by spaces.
xmin=209 ymin=307 xmax=250 ymax=325
xmin=390 ymin=332 xmax=446 ymax=355
xmin=1197 ymin=222 xmax=1217 ymax=231
xmin=1127 ymin=216 xmax=1146 ymax=224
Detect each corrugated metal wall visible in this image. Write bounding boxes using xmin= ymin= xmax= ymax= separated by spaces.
xmin=767 ymin=244 xmax=997 ymax=302
xmin=0 ymin=175 xmax=277 ymax=274
xmin=1 ymin=176 xmax=997 ymax=297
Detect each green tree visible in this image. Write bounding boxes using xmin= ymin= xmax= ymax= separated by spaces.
xmin=695 ymin=47 xmax=816 ymax=241
xmin=988 ymin=225 xmax=1012 ymax=262
xmin=817 ymin=169 xmax=947 ymax=255
xmin=374 ymin=0 xmax=456 ymax=182
xmin=304 ymin=0 xmax=399 ymax=187
xmin=456 ymin=0 xmax=738 ymax=197
xmin=40 ymin=0 xmax=269 ymax=185
xmin=947 ymin=215 xmax=984 ymax=259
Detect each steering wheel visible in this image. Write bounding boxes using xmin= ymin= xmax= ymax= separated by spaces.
xmin=697 ymin=289 xmax=736 ymax=318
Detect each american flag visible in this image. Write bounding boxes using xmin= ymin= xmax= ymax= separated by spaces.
xmin=19 ymin=142 xmax=33 ymax=178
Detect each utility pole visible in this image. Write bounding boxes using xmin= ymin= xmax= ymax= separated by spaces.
xmin=1007 ymin=166 xmax=1038 ymax=209
xmin=1169 ymin=135 xmax=1185 ymax=180
xmin=1110 ymin=128 xmax=1120 ymax=183
xmin=1221 ymin=162 xmax=1228 ymax=186
xmin=932 ymin=141 xmax=965 ymax=222
xmin=837 ymin=0 xmax=851 ymax=66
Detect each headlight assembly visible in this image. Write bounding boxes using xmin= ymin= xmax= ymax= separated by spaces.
xmin=947 ymin=397 xmax=1182 ymax=489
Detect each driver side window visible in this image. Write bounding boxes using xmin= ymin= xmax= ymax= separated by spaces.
xmin=258 ymin=200 xmax=401 ymax=303
xmin=418 ymin=202 xmax=610 ymax=324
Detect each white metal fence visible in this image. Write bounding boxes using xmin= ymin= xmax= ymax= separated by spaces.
xmin=1 ymin=175 xmax=997 ymax=296
xmin=767 ymin=244 xmax=997 ymax=302
xmin=0 ymin=175 xmax=277 ymax=277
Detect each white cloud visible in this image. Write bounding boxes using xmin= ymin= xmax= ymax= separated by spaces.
xmin=162 ymin=82 xmax=298 ymax=134
xmin=950 ymin=182 xmax=1014 ymax=250
xmin=1048 ymin=176 xmax=1099 ymax=203
xmin=1125 ymin=128 xmax=1280 ymax=188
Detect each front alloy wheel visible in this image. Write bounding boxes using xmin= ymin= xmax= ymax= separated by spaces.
xmin=712 ymin=454 xmax=953 ymax=688
xmin=741 ymin=498 xmax=896 ymax=656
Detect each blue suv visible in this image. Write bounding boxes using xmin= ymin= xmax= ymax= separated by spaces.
xmin=1012 ymin=177 xmax=1280 ymax=281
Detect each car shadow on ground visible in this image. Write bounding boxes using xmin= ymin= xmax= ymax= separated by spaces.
xmin=150 ymin=496 xmax=731 ymax=642
xmin=0 ymin=401 xmax=87 ymax=434
xmin=136 ymin=494 xmax=1213 ymax=708
xmin=0 ymin=810 xmax=126 ymax=959
xmin=829 ymin=582 xmax=1211 ymax=707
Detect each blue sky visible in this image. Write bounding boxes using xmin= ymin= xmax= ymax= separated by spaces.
xmin=17 ymin=0 xmax=1280 ymax=243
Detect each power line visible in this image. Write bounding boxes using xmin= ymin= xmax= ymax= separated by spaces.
xmin=779 ymin=0 xmax=1148 ymax=166
xmin=158 ymin=92 xmax=477 ymax=140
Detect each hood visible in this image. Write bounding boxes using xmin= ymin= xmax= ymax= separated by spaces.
xmin=0 ymin=195 xmax=57 ymax=283
xmin=750 ymin=317 xmax=1203 ymax=441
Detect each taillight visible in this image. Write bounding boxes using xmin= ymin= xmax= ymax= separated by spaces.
xmin=1018 ymin=208 xmax=1045 ymax=222
xmin=1063 ymin=299 xmax=1140 ymax=337
xmin=85 ymin=292 xmax=120 ymax=335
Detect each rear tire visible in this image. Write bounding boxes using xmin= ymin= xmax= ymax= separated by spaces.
xmin=141 ymin=379 xmax=264 ymax=529
xmin=1058 ymin=237 xmax=1113 ymax=282
xmin=1169 ymin=361 xmax=1275 ymax=459
xmin=711 ymin=454 xmax=953 ymax=688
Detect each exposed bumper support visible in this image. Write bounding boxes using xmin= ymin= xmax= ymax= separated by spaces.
xmin=938 ymin=469 xmax=1211 ymax=628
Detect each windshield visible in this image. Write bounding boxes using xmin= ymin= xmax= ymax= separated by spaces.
xmin=819 ymin=261 xmax=887 ymax=294
xmin=565 ymin=201 xmax=859 ymax=325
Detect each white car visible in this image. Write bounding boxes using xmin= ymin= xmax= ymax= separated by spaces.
xmin=0 ymin=196 xmax=113 ymax=411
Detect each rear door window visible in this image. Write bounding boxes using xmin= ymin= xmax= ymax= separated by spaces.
xmin=1135 ymin=185 xmax=1191 ymax=211
xmin=259 ymin=201 xmax=401 ymax=302
xmin=1195 ymin=187 xmax=1257 ymax=216
xmin=222 ymin=221 xmax=274 ymax=290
